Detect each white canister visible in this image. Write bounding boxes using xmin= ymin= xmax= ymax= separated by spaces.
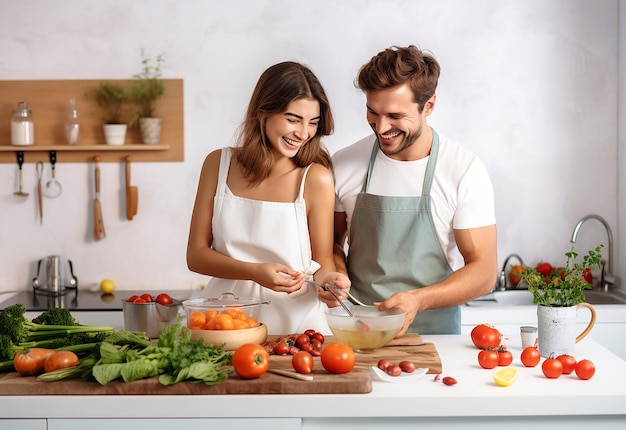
xmin=11 ymin=101 xmax=35 ymax=146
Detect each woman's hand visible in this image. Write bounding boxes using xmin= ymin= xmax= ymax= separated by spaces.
xmin=316 ymin=272 xmax=351 ymax=307
xmin=253 ymin=264 xmax=306 ymax=293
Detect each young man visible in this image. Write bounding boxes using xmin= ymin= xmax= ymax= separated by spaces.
xmin=332 ymin=46 xmax=497 ymax=335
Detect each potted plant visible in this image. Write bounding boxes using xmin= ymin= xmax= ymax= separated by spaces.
xmin=87 ymin=81 xmax=130 ymax=145
xmin=518 ymin=243 xmax=603 ymax=357
xmin=129 ymin=52 xmax=165 ymax=144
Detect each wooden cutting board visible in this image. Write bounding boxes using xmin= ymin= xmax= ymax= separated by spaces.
xmin=0 ymin=334 xmax=441 ymax=395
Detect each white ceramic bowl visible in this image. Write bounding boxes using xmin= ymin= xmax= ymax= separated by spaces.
xmin=325 ymin=305 xmax=405 ymax=352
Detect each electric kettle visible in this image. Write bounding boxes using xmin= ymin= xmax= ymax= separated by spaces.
xmin=32 ymin=255 xmax=78 ymax=295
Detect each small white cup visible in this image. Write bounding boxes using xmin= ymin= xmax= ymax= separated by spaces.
xmin=520 ymin=326 xmax=538 ymax=348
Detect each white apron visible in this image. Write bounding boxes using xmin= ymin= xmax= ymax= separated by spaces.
xmin=204 ymin=147 xmax=330 ymax=335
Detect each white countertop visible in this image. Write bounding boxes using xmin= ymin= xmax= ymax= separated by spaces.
xmin=1 ymin=334 xmax=625 ymax=420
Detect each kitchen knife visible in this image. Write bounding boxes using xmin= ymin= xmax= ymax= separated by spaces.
xmin=125 ymin=156 xmax=138 ymax=221
xmin=93 ymin=156 xmax=106 ymax=240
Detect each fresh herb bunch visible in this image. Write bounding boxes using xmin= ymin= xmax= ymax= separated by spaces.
xmin=129 ymin=51 xmax=165 ymax=125
xmin=87 ymin=81 xmax=129 ymax=124
xmin=519 ymin=243 xmax=604 ymax=307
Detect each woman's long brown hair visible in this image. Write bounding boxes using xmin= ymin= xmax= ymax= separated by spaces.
xmin=233 ymin=61 xmax=334 ymax=185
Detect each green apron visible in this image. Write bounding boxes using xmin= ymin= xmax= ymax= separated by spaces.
xmin=347 ymin=130 xmax=460 ymax=334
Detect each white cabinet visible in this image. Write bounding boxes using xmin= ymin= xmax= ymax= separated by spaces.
xmin=0 ymin=420 xmax=46 ymax=430
xmin=47 ymin=418 xmax=301 ymax=430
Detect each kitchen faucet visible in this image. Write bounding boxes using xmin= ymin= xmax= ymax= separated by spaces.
xmin=496 ymin=253 xmax=525 ymax=291
xmin=570 ymin=214 xmax=614 ymax=290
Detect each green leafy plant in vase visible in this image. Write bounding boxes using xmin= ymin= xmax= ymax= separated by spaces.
xmin=130 ymin=51 xmax=165 ymax=144
xmin=519 ymin=243 xmax=603 ymax=307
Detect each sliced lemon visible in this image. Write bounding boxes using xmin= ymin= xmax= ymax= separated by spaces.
xmin=493 ymin=366 xmax=518 ymax=386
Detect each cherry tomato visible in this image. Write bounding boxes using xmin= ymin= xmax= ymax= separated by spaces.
xmin=295 ymin=334 xmax=310 ymax=347
xmin=43 ymin=351 xmax=80 ymax=373
xmin=399 ymin=361 xmax=416 ymax=373
xmin=292 ymin=351 xmax=314 ymax=374
xmin=497 ymin=348 xmax=513 ymax=366
xmin=155 ymin=293 xmax=173 ymax=306
xmin=521 ymin=346 xmax=541 ymax=367
xmin=13 ymin=348 xmax=54 ymax=376
xmin=312 ymin=332 xmax=325 ymax=344
xmin=478 ymin=349 xmax=499 ymax=369
xmin=556 ymin=354 xmax=577 ymax=375
xmin=575 ymin=359 xmax=595 ymax=380
xmin=320 ymin=343 xmax=355 ymax=374
xmin=536 ymin=262 xmax=553 ymax=277
xmin=470 ymin=324 xmax=501 ymax=350
xmin=386 ymin=365 xmax=402 ymax=377
xmin=232 ymin=343 xmax=269 ymax=379
xmin=140 ymin=293 xmax=153 ymax=303
xmin=304 ymin=329 xmax=316 ymax=338
xmin=273 ymin=342 xmax=290 ymax=356
xmin=377 ymin=359 xmax=392 ymax=371
xmin=127 ymin=295 xmax=139 ymax=303
xmin=442 ymin=376 xmax=457 ymax=385
xmin=133 ymin=298 xmax=147 ymax=304
xmin=542 ymin=357 xmax=563 ymax=379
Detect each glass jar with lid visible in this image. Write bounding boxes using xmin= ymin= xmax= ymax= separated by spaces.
xmin=11 ymin=101 xmax=35 ymax=146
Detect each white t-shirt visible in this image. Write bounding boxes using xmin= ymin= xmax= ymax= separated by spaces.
xmin=333 ymin=133 xmax=496 ymax=270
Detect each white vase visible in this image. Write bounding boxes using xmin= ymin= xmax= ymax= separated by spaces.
xmin=103 ymin=124 xmax=127 ymax=145
xmin=537 ymin=303 xmax=596 ymax=358
xmin=139 ymin=117 xmax=162 ymax=145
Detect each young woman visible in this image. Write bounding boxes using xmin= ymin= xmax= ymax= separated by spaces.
xmin=187 ymin=62 xmax=349 ymax=335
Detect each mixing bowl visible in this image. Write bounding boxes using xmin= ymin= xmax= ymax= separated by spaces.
xmin=325 ymin=305 xmax=406 ymax=352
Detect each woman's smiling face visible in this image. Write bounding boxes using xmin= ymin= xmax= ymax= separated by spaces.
xmin=264 ymin=97 xmax=321 ymax=157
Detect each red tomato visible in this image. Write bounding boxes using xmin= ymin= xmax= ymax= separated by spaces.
xmin=133 ymin=298 xmax=147 ymax=304
xmin=509 ymin=265 xmax=524 ymax=285
xmin=13 ymin=348 xmax=55 ymax=376
xmin=470 ymin=324 xmax=502 ymax=349
xmin=582 ymin=268 xmax=593 ymax=285
xmin=140 ymin=293 xmax=154 ymax=303
xmin=311 ymin=332 xmax=325 ymax=344
xmin=386 ymin=365 xmax=402 ymax=377
xmin=575 ymin=359 xmax=595 ymax=380
xmin=377 ymin=359 xmax=392 ymax=371
xmin=399 ymin=361 xmax=416 ymax=373
xmin=521 ymin=346 xmax=541 ymax=367
xmin=292 ymin=351 xmax=314 ymax=374
xmin=320 ymin=343 xmax=355 ymax=374
xmin=232 ymin=343 xmax=269 ymax=379
xmin=556 ymin=355 xmax=577 ymax=375
xmin=273 ymin=342 xmax=290 ymax=356
xmin=127 ymin=295 xmax=139 ymax=303
xmin=542 ymin=357 xmax=563 ymax=379
xmin=155 ymin=293 xmax=173 ymax=306
xmin=536 ymin=262 xmax=553 ymax=277
xmin=295 ymin=334 xmax=310 ymax=347
xmin=497 ymin=348 xmax=513 ymax=366
xmin=44 ymin=351 xmax=80 ymax=373
xmin=478 ymin=349 xmax=499 ymax=369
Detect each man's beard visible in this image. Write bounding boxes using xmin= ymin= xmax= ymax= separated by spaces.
xmin=378 ymin=120 xmax=423 ymax=157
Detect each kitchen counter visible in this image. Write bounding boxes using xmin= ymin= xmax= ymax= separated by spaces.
xmin=1 ymin=333 xmax=625 ymax=429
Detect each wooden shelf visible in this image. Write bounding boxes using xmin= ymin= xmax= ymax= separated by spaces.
xmin=0 ymin=79 xmax=184 ymax=163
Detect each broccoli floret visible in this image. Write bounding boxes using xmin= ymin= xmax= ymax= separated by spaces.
xmin=31 ymin=308 xmax=79 ymax=326
xmin=0 ymin=304 xmax=115 ymax=344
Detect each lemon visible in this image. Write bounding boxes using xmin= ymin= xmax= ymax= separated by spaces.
xmin=100 ymin=279 xmax=115 ymax=294
xmin=493 ymin=366 xmax=518 ymax=386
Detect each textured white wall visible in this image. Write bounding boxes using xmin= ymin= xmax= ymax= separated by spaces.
xmin=0 ymin=0 xmax=620 ymax=293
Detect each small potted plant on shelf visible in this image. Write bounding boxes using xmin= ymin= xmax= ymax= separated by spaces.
xmin=87 ymin=81 xmax=130 ymax=145
xmin=518 ymin=243 xmax=603 ymax=358
xmin=129 ymin=51 xmax=165 ymax=144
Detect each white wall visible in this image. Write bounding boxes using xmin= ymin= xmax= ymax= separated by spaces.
xmin=0 ymin=0 xmax=621 ymax=294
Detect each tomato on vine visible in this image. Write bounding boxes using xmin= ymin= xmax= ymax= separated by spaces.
xmin=497 ymin=347 xmax=513 ymax=366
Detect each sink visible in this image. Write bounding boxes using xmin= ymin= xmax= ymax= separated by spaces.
xmin=467 ymin=289 xmax=626 ymax=306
